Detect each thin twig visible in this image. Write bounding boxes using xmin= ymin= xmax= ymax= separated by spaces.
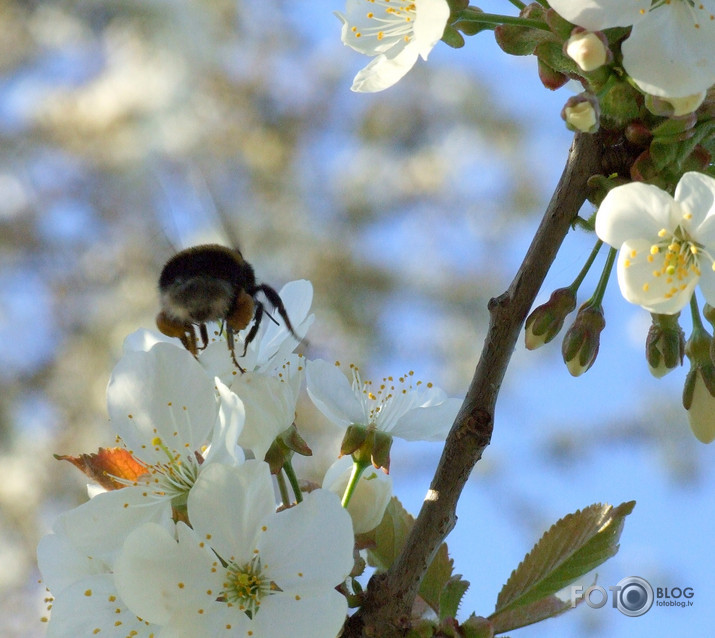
xmin=343 ymin=132 xmax=604 ymax=636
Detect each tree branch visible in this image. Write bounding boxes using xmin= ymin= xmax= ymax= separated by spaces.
xmin=343 ymin=132 xmax=604 ymax=636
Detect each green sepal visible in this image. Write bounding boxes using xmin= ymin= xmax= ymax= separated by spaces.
xmin=442 ymin=25 xmax=466 ymax=49
xmin=341 ymin=424 xmax=368 ymax=456
xmin=460 ymin=615 xmax=494 ymax=638
xmin=543 ymin=7 xmax=574 ymax=40
xmin=599 ymin=80 xmax=642 ymax=129
xmin=534 ymin=40 xmax=579 ymax=78
xmin=494 ymin=20 xmax=553 ymax=56
xmin=537 ymin=57 xmax=568 ymax=91
xmin=682 ymin=367 xmax=697 ymax=410
xmin=651 ymin=112 xmax=698 ymax=137
xmin=372 ymin=430 xmax=393 ymax=472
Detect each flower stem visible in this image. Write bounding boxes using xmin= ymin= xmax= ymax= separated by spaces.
xmin=570 ymin=240 xmax=603 ymax=292
xmin=456 ymin=11 xmax=551 ymax=31
xmin=341 ymin=458 xmax=370 ymax=508
xmin=283 ymin=458 xmax=303 ymax=504
xmin=506 ymin=0 xmax=526 ymax=9
xmin=276 ymin=470 xmax=291 ymax=508
xmin=587 ymin=246 xmax=616 ymax=306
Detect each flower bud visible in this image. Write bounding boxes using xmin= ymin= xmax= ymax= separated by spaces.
xmin=647 ymin=91 xmax=706 ymax=117
xmin=562 ymin=93 xmax=600 ymax=133
xmin=683 ymin=368 xmax=715 ymax=444
xmin=683 ymin=319 xmax=715 ymax=443
xmin=561 ymin=304 xmax=606 ymax=376
xmin=645 ymin=313 xmax=685 ymax=378
xmin=525 ymin=287 xmax=577 ymax=350
xmin=323 ymin=456 xmax=392 ymax=534
xmin=564 ymin=29 xmax=610 ymax=72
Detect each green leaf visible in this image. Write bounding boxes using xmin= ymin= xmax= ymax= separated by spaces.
xmin=363 ymin=497 xmax=412 ymax=570
xmin=492 ymin=501 xmax=635 ymax=616
xmin=490 ymin=594 xmax=572 ymax=634
xmin=439 ymin=575 xmax=471 ymax=621
xmin=363 ymin=497 xmax=456 ymax=614
xmin=421 ymin=541 xmax=455 ymax=614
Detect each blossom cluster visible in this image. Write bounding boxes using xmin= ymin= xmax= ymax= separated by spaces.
xmin=38 ymin=281 xmax=462 ymax=637
xmin=525 ymin=172 xmax=715 ymax=444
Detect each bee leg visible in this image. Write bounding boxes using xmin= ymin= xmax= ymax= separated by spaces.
xmin=197 ymin=323 xmax=209 ymax=351
xmin=225 ymin=325 xmax=246 ymax=373
xmin=156 ymin=312 xmax=199 ymax=356
xmin=253 ymin=284 xmax=299 ymax=339
xmin=241 ymin=301 xmax=264 ymax=357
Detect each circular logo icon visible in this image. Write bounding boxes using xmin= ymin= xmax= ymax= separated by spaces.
xmin=615 ymin=576 xmax=654 ymax=617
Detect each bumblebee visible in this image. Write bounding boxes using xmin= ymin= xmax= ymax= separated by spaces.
xmin=156 ymin=244 xmax=298 ymax=369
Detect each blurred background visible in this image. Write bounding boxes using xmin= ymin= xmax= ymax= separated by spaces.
xmin=0 ymin=1 xmax=712 ymax=636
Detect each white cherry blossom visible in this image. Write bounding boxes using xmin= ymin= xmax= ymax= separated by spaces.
xmin=549 ymin=0 xmax=715 ymax=97
xmin=114 ymin=461 xmax=354 ymax=637
xmin=306 ymin=359 xmax=461 ymax=441
xmin=595 ymin=172 xmax=715 ymax=314
xmin=337 ymin=0 xmax=450 ymax=92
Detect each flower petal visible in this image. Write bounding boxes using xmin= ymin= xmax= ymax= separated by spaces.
xmin=623 ymin=2 xmax=715 ymax=97
xmin=676 ymin=172 xmax=715 ymax=237
xmin=107 ymin=343 xmax=217 ymax=465
xmin=323 ymin=456 xmax=393 ymax=534
xmin=414 ymin=0 xmax=451 ymax=59
xmin=114 ymin=522 xmax=221 ymax=626
xmin=547 ymin=0 xmax=646 ymax=31
xmin=43 ymin=575 xmax=155 ymax=638
xmin=390 ymin=397 xmax=461 ymax=441
xmin=188 ymin=461 xmax=276 ymax=563
xmin=259 ymin=489 xmax=354 ymax=591
xmin=254 ymin=279 xmax=314 ymax=367
xmin=252 ymin=590 xmax=348 ymax=638
xmin=230 ymin=372 xmax=297 ymax=459
xmin=49 ymin=487 xmax=173 ymax=565
xmin=202 ymin=378 xmax=245 ymax=466
xmin=595 ymin=182 xmax=676 ymax=248
xmin=351 ymin=40 xmax=421 ymax=93
xmin=696 ymin=266 xmax=715 ymax=307
xmin=306 ymin=359 xmax=366 ymax=428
